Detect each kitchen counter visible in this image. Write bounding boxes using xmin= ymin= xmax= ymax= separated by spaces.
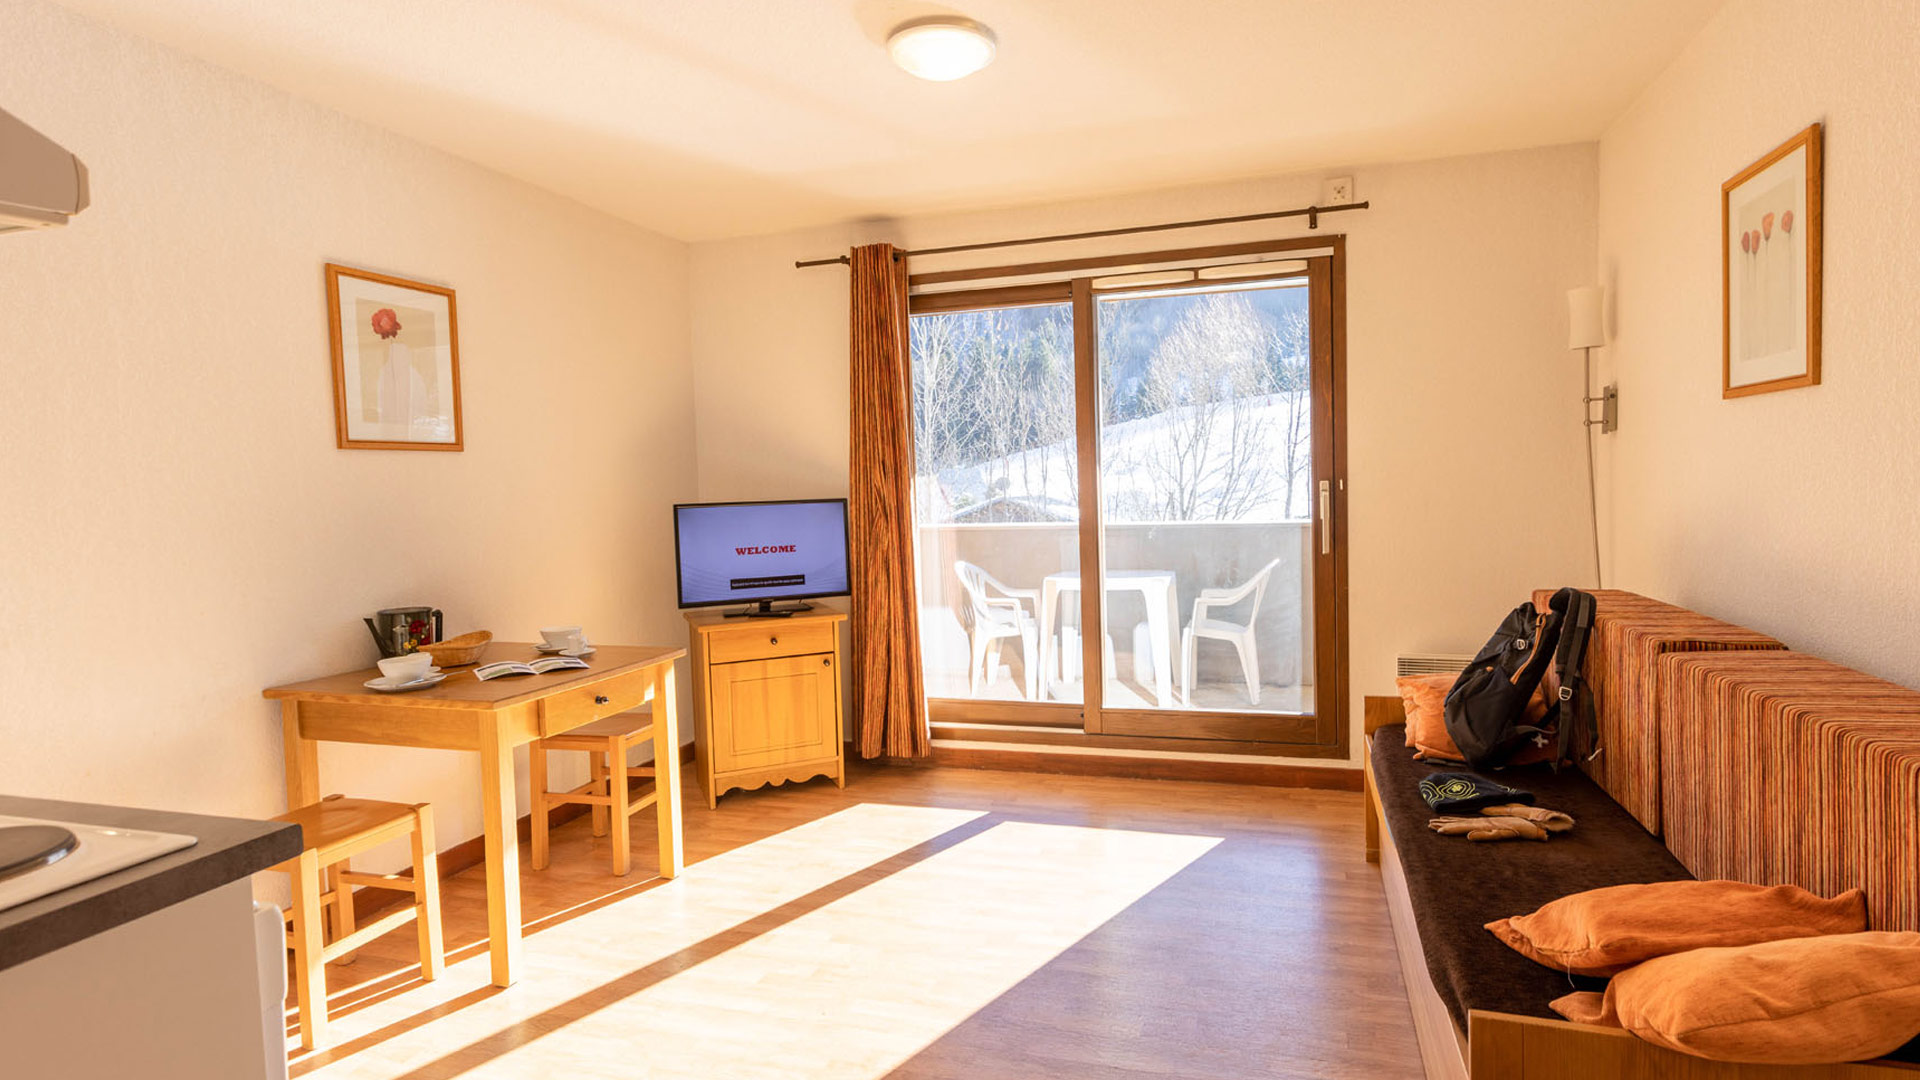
xmin=0 ymin=794 xmax=300 ymax=972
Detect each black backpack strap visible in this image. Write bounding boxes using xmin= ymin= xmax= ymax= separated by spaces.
xmin=1550 ymin=588 xmax=1597 ymax=764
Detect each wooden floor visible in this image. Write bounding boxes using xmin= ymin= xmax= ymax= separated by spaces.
xmin=288 ymin=761 xmax=1421 ymax=1080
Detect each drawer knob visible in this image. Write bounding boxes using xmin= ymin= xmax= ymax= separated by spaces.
xmin=769 ymin=636 xmax=778 ymax=645
xmin=594 ymin=694 xmax=610 ymax=705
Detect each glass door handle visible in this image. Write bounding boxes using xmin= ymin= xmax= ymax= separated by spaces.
xmin=1318 ymin=480 xmax=1332 ymax=556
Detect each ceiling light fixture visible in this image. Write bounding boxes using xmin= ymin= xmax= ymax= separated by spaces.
xmin=887 ymin=16 xmax=997 ymax=82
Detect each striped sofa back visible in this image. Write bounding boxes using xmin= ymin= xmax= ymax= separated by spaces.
xmin=1656 ymin=650 xmax=1920 ymax=933
xmin=1531 ymin=589 xmax=1785 ymax=834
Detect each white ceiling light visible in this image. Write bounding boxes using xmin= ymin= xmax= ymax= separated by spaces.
xmin=887 ymin=17 xmax=997 ymax=82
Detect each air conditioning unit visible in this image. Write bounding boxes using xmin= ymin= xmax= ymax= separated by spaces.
xmin=1396 ymin=653 xmax=1474 ymax=677
xmin=1 ymin=106 xmax=89 ymax=233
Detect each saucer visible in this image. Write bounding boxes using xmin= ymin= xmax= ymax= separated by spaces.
xmin=364 ymin=669 xmax=446 ymax=693
xmin=535 ymin=642 xmax=595 ymax=657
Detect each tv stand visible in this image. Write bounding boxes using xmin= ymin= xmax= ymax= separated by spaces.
xmin=724 ymin=600 xmax=813 ymax=619
xmin=685 ymin=607 xmax=847 ymax=807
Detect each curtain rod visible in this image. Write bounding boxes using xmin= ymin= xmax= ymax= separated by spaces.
xmin=793 ymin=200 xmax=1369 ymax=269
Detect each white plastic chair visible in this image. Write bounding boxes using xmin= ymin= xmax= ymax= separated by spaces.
xmin=1181 ymin=558 xmax=1282 ymax=707
xmin=954 ymin=561 xmax=1040 ymax=699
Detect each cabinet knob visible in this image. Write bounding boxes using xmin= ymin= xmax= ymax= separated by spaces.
xmin=769 ymin=636 xmax=778 ymax=645
xmin=823 ymin=657 xmax=831 ymax=667
xmin=594 ymin=694 xmax=610 ymax=705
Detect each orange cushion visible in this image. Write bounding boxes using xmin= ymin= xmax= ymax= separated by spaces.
xmin=1489 ymin=881 xmax=1868 ymax=977
xmin=1395 ymin=673 xmax=1552 ymax=763
xmin=1550 ymin=931 xmax=1920 ymax=1064
xmin=1395 ymin=673 xmax=1460 ymax=760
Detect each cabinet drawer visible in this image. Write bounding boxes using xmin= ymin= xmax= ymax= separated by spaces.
xmin=538 ymin=668 xmax=652 ymax=737
xmin=706 ymin=623 xmax=835 ymax=665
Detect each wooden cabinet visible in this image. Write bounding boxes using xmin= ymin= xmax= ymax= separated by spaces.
xmin=687 ymin=609 xmax=846 ymax=807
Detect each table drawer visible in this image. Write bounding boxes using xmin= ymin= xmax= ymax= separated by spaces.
xmin=538 ymin=668 xmax=652 ymax=737
xmin=707 ymin=623 xmax=835 ymax=665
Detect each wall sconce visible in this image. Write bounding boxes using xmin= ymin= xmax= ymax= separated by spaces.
xmin=1566 ymin=285 xmax=1611 ymax=587
xmin=1567 ymin=285 xmax=1617 ymax=434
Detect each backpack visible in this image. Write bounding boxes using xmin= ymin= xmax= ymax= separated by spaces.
xmin=1443 ymin=587 xmax=1597 ymax=770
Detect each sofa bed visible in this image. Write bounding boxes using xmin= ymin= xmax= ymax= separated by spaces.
xmin=1363 ymin=590 xmax=1920 ymax=1079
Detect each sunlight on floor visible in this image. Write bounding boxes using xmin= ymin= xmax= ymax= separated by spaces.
xmin=298 ymin=803 xmax=1219 ymax=1080
xmin=297 ymin=803 xmax=984 ymax=1078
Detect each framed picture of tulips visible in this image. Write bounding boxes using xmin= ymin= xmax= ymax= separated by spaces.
xmin=1722 ymin=123 xmax=1822 ymax=398
xmin=325 ymin=264 xmax=464 ymax=450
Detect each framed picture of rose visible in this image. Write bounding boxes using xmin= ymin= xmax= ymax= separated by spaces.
xmin=325 ymin=264 xmax=463 ymax=450
xmin=1722 ymin=123 xmax=1822 ymax=398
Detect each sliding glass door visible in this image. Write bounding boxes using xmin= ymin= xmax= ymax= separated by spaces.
xmin=1091 ymin=265 xmax=1336 ymax=741
xmin=908 ymin=243 xmax=1345 ymax=749
xmin=908 ymin=298 xmax=1083 ymax=714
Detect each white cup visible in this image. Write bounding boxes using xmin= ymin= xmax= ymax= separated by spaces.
xmin=540 ymin=625 xmax=584 ymax=650
xmin=378 ymin=653 xmax=433 ymax=683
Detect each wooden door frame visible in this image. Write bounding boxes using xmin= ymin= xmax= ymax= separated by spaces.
xmin=1072 ymin=276 xmax=1111 ymax=731
xmin=909 ymin=236 xmax=1350 ymax=760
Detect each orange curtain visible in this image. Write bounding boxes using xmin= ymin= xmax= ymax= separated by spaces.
xmin=848 ymin=243 xmax=929 ymax=759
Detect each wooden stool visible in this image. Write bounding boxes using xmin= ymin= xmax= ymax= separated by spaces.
xmin=271 ymin=795 xmax=444 ymax=1051
xmin=530 ymin=709 xmax=661 ymax=876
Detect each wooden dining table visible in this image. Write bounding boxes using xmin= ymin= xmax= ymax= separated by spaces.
xmin=263 ymin=642 xmax=685 ymax=988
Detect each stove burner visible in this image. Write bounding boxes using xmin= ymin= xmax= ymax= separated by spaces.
xmin=0 ymin=825 xmax=80 ymax=882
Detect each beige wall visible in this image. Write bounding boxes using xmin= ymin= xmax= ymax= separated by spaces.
xmin=1595 ymin=0 xmax=1920 ymax=687
xmin=0 ymin=0 xmax=1674 ymax=809
xmin=0 ymin=0 xmax=694 ymax=851
xmin=690 ymin=144 xmax=1602 ymax=764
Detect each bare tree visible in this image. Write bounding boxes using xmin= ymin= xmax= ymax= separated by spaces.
xmin=1115 ymin=293 xmax=1280 ymax=522
xmin=908 ymin=313 xmax=962 ymax=474
xmin=909 ymin=290 xmax=1308 ymax=525
xmin=909 ymin=305 xmax=1076 ymax=522
xmin=1267 ymin=308 xmax=1312 ymax=519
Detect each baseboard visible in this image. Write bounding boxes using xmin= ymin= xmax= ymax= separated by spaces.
xmin=930 ymin=720 xmax=1348 ymax=759
xmin=922 ymin=742 xmax=1362 ymax=791
xmin=348 ymin=741 xmax=697 ymax=921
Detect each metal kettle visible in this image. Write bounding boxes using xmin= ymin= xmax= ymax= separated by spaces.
xmin=364 ymin=606 xmax=443 ymax=658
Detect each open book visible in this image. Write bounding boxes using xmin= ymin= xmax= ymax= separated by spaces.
xmin=474 ymin=656 xmax=591 ymax=681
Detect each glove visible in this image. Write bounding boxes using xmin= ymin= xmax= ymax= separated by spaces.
xmin=1480 ymin=803 xmax=1575 ymax=833
xmin=1428 ymin=815 xmax=1550 ymax=842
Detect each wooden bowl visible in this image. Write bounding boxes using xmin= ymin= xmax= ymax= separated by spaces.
xmin=417 ymin=631 xmax=492 ymax=667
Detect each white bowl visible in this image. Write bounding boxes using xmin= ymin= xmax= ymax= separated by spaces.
xmin=378 ymin=654 xmax=434 ymax=682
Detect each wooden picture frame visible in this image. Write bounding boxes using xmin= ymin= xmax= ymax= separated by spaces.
xmin=1722 ymin=123 xmax=1822 ymax=398
xmin=326 ymin=263 xmax=464 ymax=450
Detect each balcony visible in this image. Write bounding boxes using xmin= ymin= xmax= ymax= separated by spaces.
xmin=915 ymin=521 xmax=1316 ymax=715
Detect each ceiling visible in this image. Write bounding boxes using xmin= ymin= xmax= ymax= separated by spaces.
xmin=54 ymin=0 xmax=1724 ymax=242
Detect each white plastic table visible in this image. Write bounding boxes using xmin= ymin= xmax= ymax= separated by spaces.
xmin=1037 ymin=569 xmax=1179 ymax=708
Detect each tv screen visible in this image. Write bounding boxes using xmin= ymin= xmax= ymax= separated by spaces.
xmin=673 ymin=499 xmax=851 ymax=609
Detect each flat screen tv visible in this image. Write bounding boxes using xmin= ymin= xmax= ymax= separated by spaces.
xmin=673 ymin=499 xmax=851 ymax=617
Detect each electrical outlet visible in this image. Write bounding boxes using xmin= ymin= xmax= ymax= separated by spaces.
xmin=1322 ymin=176 xmax=1354 ymax=205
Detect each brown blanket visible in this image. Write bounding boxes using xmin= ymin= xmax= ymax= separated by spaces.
xmin=1372 ymin=724 xmax=1691 ymax=1029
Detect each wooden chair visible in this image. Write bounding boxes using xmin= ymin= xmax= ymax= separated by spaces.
xmin=271 ymin=795 xmax=444 ymax=1051
xmin=530 ymin=708 xmax=662 ymax=877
